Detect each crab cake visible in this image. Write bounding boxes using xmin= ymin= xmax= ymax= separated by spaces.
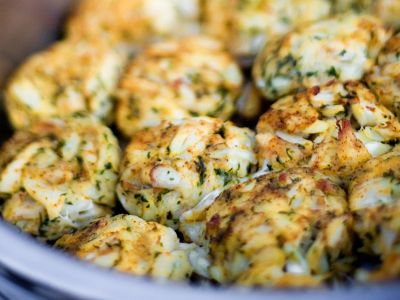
xmin=66 ymin=0 xmax=199 ymax=51
xmin=349 ymin=151 xmax=400 ymax=282
xmin=366 ymin=33 xmax=400 ymax=118
xmin=332 ymin=0 xmax=400 ymax=29
xmin=55 ymin=214 xmax=195 ymax=280
xmin=116 ymin=36 xmax=243 ymax=136
xmin=255 ymin=81 xmax=400 ymax=179
xmin=117 ymin=117 xmax=256 ymax=229
xmin=0 ymin=116 xmax=120 ymax=240
xmin=201 ymin=0 xmax=331 ymax=58
xmin=253 ymin=14 xmax=390 ymax=100
xmin=182 ymin=168 xmax=352 ymax=286
xmin=5 ymin=40 xmax=125 ymax=129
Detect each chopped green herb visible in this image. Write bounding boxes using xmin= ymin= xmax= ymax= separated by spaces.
xmin=383 ymin=170 xmax=396 ymax=180
xmin=326 ymin=66 xmax=339 ymax=78
xmin=167 ymin=211 xmax=173 ymax=220
xmin=286 ymin=148 xmax=294 ymax=160
xmin=195 ymin=156 xmax=206 ymax=186
xmin=189 ymin=111 xmax=199 ymax=117
xmin=134 ymin=193 xmax=148 ymax=203
xmin=216 ymin=125 xmax=226 ymax=139
xmin=215 ymin=168 xmax=233 ymax=186
xmin=305 ymin=71 xmax=318 ymax=77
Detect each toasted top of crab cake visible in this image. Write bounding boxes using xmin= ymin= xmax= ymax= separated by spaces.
xmin=255 ymin=81 xmax=400 ymax=179
xmin=66 ymin=0 xmax=200 ymax=51
xmin=253 ymin=14 xmax=391 ymax=100
xmin=5 ymin=40 xmax=125 ymax=129
xmin=55 ymin=214 xmax=196 ymax=280
xmin=117 ymin=117 xmax=256 ymax=229
xmin=366 ymin=33 xmax=400 ymax=118
xmin=182 ymin=168 xmax=352 ymax=286
xmin=331 ymin=0 xmax=400 ymax=29
xmin=115 ymin=36 xmax=243 ymax=136
xmin=201 ymin=0 xmax=331 ymax=58
xmin=0 ymin=116 xmax=120 ymax=240
xmin=348 ymin=151 xmax=400 ymax=281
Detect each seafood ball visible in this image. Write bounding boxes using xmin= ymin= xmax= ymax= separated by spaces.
xmin=349 ymin=151 xmax=400 ymax=282
xmin=66 ymin=0 xmax=200 ymax=51
xmin=202 ymin=0 xmax=331 ymax=57
xmin=255 ymin=81 xmax=400 ymax=179
xmin=0 ymin=116 xmax=120 ymax=240
xmin=117 ymin=117 xmax=256 ymax=229
xmin=253 ymin=14 xmax=390 ymax=100
xmin=56 ymin=214 xmax=196 ymax=280
xmin=5 ymin=40 xmax=125 ymax=129
xmin=182 ymin=168 xmax=352 ymax=286
xmin=116 ymin=36 xmax=243 ymax=136
xmin=366 ymin=33 xmax=400 ymax=119
xmin=332 ymin=0 xmax=400 ymax=29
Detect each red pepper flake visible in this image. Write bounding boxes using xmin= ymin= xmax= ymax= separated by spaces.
xmin=316 ymin=179 xmax=334 ymax=194
xmin=171 ymin=78 xmax=184 ymax=89
xmin=279 ymin=172 xmax=288 ymax=183
xmin=207 ymin=214 xmax=220 ymax=231
xmin=349 ymin=97 xmax=360 ymax=104
xmin=337 ymin=119 xmax=351 ymax=139
xmin=310 ymin=86 xmax=320 ymax=96
xmin=366 ymin=106 xmax=376 ymax=112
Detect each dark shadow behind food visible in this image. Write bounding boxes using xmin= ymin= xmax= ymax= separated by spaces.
xmin=0 ymin=0 xmax=76 ymax=141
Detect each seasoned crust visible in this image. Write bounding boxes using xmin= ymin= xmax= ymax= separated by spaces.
xmin=255 ymin=81 xmax=400 ymax=179
xmin=201 ymin=0 xmax=331 ymax=57
xmin=253 ymin=14 xmax=391 ymax=100
xmin=0 ymin=116 xmax=120 ymax=240
xmin=349 ymin=151 xmax=400 ymax=281
xmin=332 ymin=0 xmax=400 ymax=29
xmin=116 ymin=36 xmax=243 ymax=136
xmin=5 ymin=40 xmax=125 ymax=129
xmin=184 ymin=168 xmax=352 ymax=286
xmin=66 ymin=0 xmax=200 ymax=50
xmin=55 ymin=214 xmax=194 ymax=280
xmin=366 ymin=33 xmax=400 ymax=119
xmin=117 ymin=117 xmax=256 ymax=228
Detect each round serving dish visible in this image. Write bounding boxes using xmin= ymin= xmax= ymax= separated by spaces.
xmin=0 ymin=1 xmax=399 ymax=299
xmin=0 ymin=221 xmax=399 ymax=300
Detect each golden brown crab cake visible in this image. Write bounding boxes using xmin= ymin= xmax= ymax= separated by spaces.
xmin=0 ymin=116 xmax=120 ymax=240
xmin=5 ymin=40 xmax=125 ymax=129
xmin=117 ymin=117 xmax=256 ymax=229
xmin=332 ymin=0 xmax=400 ymax=29
xmin=255 ymin=81 xmax=400 ymax=179
xmin=201 ymin=0 xmax=331 ymax=58
xmin=55 ymin=214 xmax=196 ymax=280
xmin=349 ymin=151 xmax=400 ymax=282
xmin=66 ymin=0 xmax=200 ymax=51
xmin=366 ymin=33 xmax=400 ymax=118
xmin=182 ymin=168 xmax=352 ymax=286
xmin=116 ymin=36 xmax=243 ymax=136
xmin=253 ymin=14 xmax=390 ymax=100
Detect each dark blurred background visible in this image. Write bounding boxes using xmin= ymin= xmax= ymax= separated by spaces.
xmin=0 ymin=0 xmax=75 ymax=88
xmin=0 ymin=0 xmax=75 ymax=141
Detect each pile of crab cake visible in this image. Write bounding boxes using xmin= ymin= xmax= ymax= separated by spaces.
xmin=2 ymin=1 xmax=400 ymax=287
